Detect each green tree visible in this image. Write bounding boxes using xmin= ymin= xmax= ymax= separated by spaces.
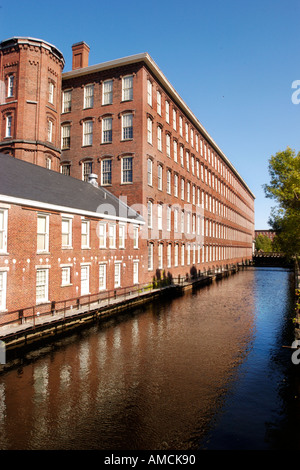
xmin=263 ymin=147 xmax=300 ymax=256
xmin=255 ymin=234 xmax=273 ymax=252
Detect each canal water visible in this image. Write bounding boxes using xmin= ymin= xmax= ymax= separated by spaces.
xmin=0 ymin=267 xmax=299 ymax=450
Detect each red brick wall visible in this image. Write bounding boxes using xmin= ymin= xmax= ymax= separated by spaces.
xmin=0 ymin=202 xmax=144 ymax=318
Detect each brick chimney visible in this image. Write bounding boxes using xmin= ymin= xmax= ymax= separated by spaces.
xmin=72 ymin=41 xmax=90 ymax=70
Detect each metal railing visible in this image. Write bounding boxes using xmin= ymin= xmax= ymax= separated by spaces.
xmin=0 ymin=281 xmax=163 ymax=330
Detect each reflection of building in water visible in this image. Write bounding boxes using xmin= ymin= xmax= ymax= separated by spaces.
xmin=0 ymin=271 xmax=257 ymax=450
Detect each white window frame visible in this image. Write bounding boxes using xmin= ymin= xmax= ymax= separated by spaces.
xmin=84 ymin=84 xmax=94 ymax=109
xmin=0 ymin=209 xmax=8 ymax=254
xmin=7 ymin=75 xmax=14 ymax=98
xmin=101 ymin=159 xmax=112 ymax=185
xmin=62 ymin=217 xmax=72 ymax=248
xmin=122 ymin=113 xmax=133 ymax=140
xmin=147 ymin=79 xmax=152 ymax=106
xmin=81 ymin=265 xmax=90 ymax=296
xmin=119 ymin=223 xmax=126 ymax=248
xmin=83 ymin=120 xmax=93 ymax=146
xmin=5 ymin=115 xmax=12 ymax=138
xmin=102 ymin=117 xmax=112 ymax=143
xmin=122 ymin=75 xmax=133 ymax=101
xmin=148 ymin=243 xmax=153 ymax=271
xmin=158 ymin=243 xmax=163 ymax=269
xmin=109 ymin=224 xmax=116 ymax=249
xmin=98 ymin=223 xmax=106 ymax=248
xmin=102 ymin=79 xmax=113 ymax=105
xmin=133 ymin=260 xmax=139 ymax=285
xmin=147 ymin=158 xmax=153 ymax=186
xmin=157 ymin=90 xmax=161 ymax=115
xmin=133 ymin=226 xmax=139 ymax=249
xmin=61 ymin=266 xmax=71 ymax=286
xmin=36 ymin=268 xmax=49 ymax=304
xmin=62 ymin=90 xmax=72 ymax=113
xmin=114 ymin=262 xmax=121 ymax=288
xmin=48 ymin=81 xmax=54 ymax=104
xmin=37 ymin=214 xmax=49 ymax=253
xmin=121 ymin=156 xmax=133 ymax=184
xmin=99 ymin=263 xmax=106 ymax=290
xmin=61 ymin=124 xmax=71 ymax=149
xmin=158 ymin=164 xmax=163 ymax=191
xmin=81 ymin=220 xmax=90 ymax=249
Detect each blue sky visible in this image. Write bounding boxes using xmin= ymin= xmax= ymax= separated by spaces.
xmin=1 ymin=0 xmax=299 ymax=229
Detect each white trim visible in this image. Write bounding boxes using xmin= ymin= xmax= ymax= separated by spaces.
xmin=0 ymin=194 xmax=144 ymax=225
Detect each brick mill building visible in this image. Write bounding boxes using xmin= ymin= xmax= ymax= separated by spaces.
xmin=0 ymin=36 xmax=255 ymax=318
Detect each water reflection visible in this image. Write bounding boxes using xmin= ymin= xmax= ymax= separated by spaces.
xmin=0 ymin=268 xmax=295 ymax=450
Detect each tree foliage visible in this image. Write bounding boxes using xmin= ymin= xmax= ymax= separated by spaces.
xmin=263 ymin=147 xmax=300 ymax=256
xmin=255 ymin=234 xmax=273 ymax=252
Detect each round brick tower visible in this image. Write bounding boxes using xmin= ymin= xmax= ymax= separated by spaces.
xmin=0 ymin=37 xmax=65 ymax=171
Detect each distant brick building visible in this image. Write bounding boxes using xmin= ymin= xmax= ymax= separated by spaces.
xmin=255 ymin=230 xmax=275 ymax=241
xmin=0 ymin=36 xmax=255 ymax=319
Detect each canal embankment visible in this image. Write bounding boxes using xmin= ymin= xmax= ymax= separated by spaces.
xmin=0 ymin=265 xmax=240 ymax=355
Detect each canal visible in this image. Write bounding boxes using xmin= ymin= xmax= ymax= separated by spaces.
xmin=0 ymin=267 xmax=300 ymax=450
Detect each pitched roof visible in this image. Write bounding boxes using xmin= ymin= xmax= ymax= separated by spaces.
xmin=0 ymin=154 xmax=144 ymax=224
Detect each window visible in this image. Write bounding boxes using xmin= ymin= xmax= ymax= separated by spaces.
xmin=81 ymin=220 xmax=90 ymax=248
xmin=36 ymin=268 xmax=49 ymax=303
xmin=61 ymin=267 xmax=71 ymax=286
xmin=173 ymin=109 xmax=177 ymax=130
xmin=174 ymin=244 xmax=179 ymax=267
xmin=7 ymin=75 xmax=14 ymax=97
xmin=119 ymin=224 xmax=125 ymax=248
xmin=0 ymin=271 xmax=7 ymax=311
xmin=185 ymin=123 xmax=189 ymax=142
xmin=166 ymin=134 xmax=170 ymax=158
xmin=0 ymin=209 xmax=8 ymax=253
xmin=181 ymin=178 xmax=185 ymax=200
xmin=179 ymin=116 xmax=183 ymax=136
xmin=62 ymin=218 xmax=72 ymax=248
xmin=61 ymin=164 xmax=70 ymax=176
xmin=81 ymin=265 xmax=90 ymax=295
xmin=157 ymin=91 xmax=161 ymax=115
xmin=62 ymin=90 xmax=72 ymax=113
xmin=174 ymin=208 xmax=178 ymax=232
xmin=133 ymin=226 xmax=139 ymax=249
xmin=98 ymin=223 xmax=106 ymax=248
xmin=122 ymin=156 xmax=133 ymax=183
xmin=147 ymin=80 xmax=152 ymax=106
xmin=165 ymin=101 xmax=169 ymax=123
xmin=45 ymin=157 xmax=51 ymax=169
xmin=181 ymin=244 xmax=185 ymax=266
xmin=158 ymin=164 xmax=163 ymax=191
xmin=186 ymin=151 xmax=190 ymax=171
xmin=167 ymin=206 xmax=171 ymax=231
xmin=114 ymin=262 xmax=121 ymax=288
xmin=102 ymin=80 xmax=113 ymax=105
xmin=147 ymin=117 xmax=153 ymax=144
xmin=157 ymin=204 xmax=163 ymax=231
xmin=158 ymin=243 xmax=163 ymax=269
xmin=173 ymin=140 xmax=178 ymax=162
xmin=82 ymin=161 xmax=93 ymax=182
xmin=147 ymin=158 xmax=153 ymax=186
xmin=84 ymin=84 xmax=94 ymax=108
xmin=99 ymin=264 xmax=106 ymax=290
xmin=174 ymin=174 xmax=178 ymax=197
xmin=5 ymin=115 xmax=12 ymax=137
xmin=48 ymin=82 xmax=54 ymax=104
xmin=186 ymin=182 xmax=190 ymax=203
xmin=167 ymin=244 xmax=171 ymax=268
xmin=133 ymin=261 xmax=139 ymax=285
xmin=180 ymin=146 xmax=184 ymax=166
xmin=37 ymin=214 xmax=49 ymax=252
xmin=167 ymin=170 xmax=171 ymax=194
xmin=101 ymin=159 xmax=112 ymax=185
xmin=122 ymin=75 xmax=133 ymax=101
xmin=83 ymin=120 xmax=93 ymax=146
xmin=122 ymin=114 xmax=133 ymax=140
xmin=148 ymin=243 xmax=153 ymax=270
xmin=157 ymin=126 xmax=162 ymax=151
xmin=109 ymin=224 xmax=116 ymax=248
xmin=102 ymin=117 xmax=112 ymax=143
xmin=147 ymin=201 xmax=153 ymax=228
xmin=61 ymin=124 xmax=71 ymax=149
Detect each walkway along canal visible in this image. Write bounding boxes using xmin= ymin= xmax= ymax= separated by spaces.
xmin=0 ymin=266 xmax=300 ymax=450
